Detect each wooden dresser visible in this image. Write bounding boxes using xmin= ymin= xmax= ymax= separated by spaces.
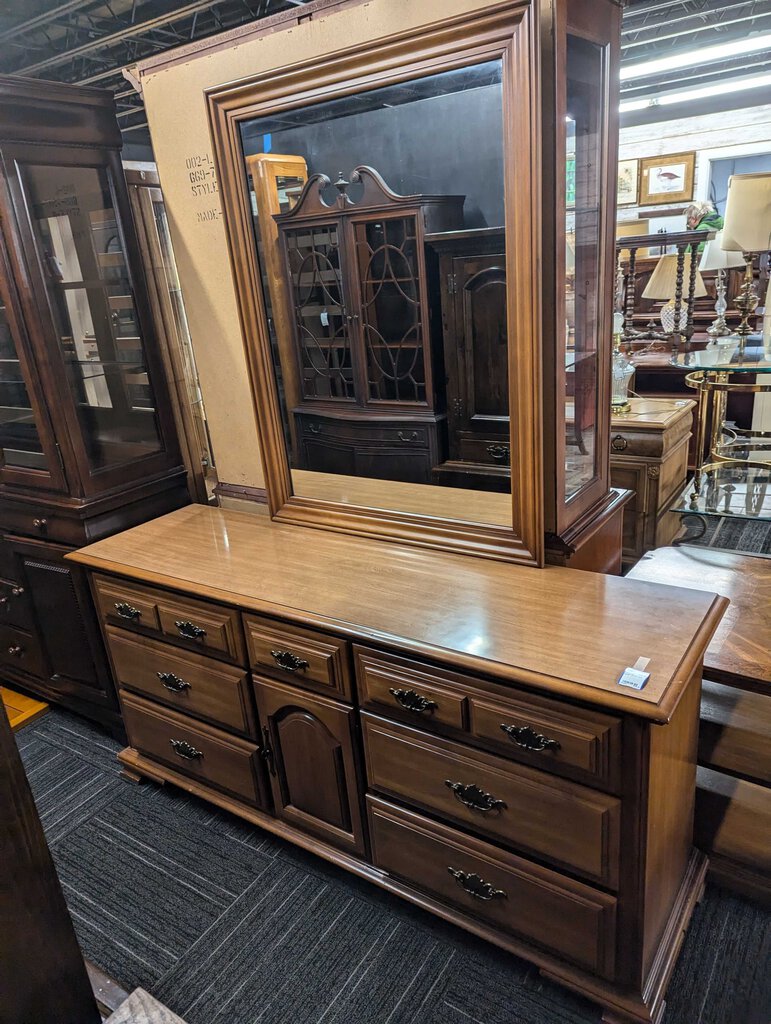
xmin=608 ymin=399 xmax=694 ymax=567
xmin=69 ymin=506 xmax=727 ymax=1024
xmin=628 ymin=546 xmax=770 ymax=906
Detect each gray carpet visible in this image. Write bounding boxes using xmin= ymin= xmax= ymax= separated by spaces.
xmin=16 ymin=709 xmax=771 ymax=1024
xmin=680 ymin=514 xmax=771 ymax=556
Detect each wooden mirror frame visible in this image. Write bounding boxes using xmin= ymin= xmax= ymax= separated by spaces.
xmin=207 ymin=1 xmax=544 ymax=564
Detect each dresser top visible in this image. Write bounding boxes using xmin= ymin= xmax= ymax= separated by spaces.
xmin=610 ymin=398 xmax=696 ymax=431
xmin=69 ymin=505 xmax=727 ymax=723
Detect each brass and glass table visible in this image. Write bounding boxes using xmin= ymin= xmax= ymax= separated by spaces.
xmin=673 ymin=345 xmax=771 ymax=520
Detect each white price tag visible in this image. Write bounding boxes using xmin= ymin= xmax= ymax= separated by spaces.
xmin=320 ymin=310 xmax=329 ymax=327
xmin=618 ymin=657 xmax=651 ymax=691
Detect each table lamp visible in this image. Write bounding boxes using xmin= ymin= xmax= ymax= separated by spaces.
xmin=698 ymin=231 xmax=744 ymax=337
xmin=641 ymin=252 xmax=707 ymax=337
xmin=721 ymin=171 xmax=771 ymax=354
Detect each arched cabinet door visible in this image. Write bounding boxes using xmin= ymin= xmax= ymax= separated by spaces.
xmin=253 ymin=676 xmax=366 ymax=856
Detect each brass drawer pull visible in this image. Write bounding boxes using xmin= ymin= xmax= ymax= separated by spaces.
xmin=170 ymin=739 xmax=203 ymax=761
xmin=157 ymin=671 xmax=191 ymax=693
xmin=10 ymin=587 xmax=24 ymax=597
xmin=500 ymin=723 xmax=561 ymax=752
xmin=398 ymin=430 xmax=419 ymax=444
xmin=447 ymin=867 xmax=506 ymax=902
xmin=389 ymin=687 xmax=437 ymax=714
xmin=114 ymin=601 xmax=142 ymax=621
xmin=7 ymin=645 xmax=23 ymax=657
xmin=486 ymin=443 xmax=510 ymax=463
xmin=175 ymin=620 xmax=206 ymax=640
xmin=32 ymin=517 xmax=48 ymax=532
xmin=270 ymin=649 xmax=309 ymax=673
xmin=611 ymin=434 xmax=628 ymax=452
xmin=445 ymin=780 xmax=507 ymax=813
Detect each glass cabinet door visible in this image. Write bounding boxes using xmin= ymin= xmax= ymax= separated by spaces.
xmin=562 ymin=32 xmax=606 ymax=510
xmin=18 ymin=161 xmax=165 ymax=478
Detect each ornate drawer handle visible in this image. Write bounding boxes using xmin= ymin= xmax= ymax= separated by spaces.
xmin=389 ymin=687 xmax=437 ymax=714
xmin=500 ymin=723 xmax=561 ymax=752
xmin=270 ymin=649 xmax=309 ymax=673
xmin=447 ymin=867 xmax=507 ymax=902
xmin=175 ymin=620 xmax=206 ymax=639
xmin=308 ymin=423 xmax=322 ymax=435
xmin=32 ymin=517 xmax=48 ymax=531
xmin=445 ymin=780 xmax=507 ymax=813
xmin=170 ymin=739 xmax=203 ymax=761
xmin=486 ymin=444 xmax=510 ymax=463
xmin=7 ymin=645 xmax=23 ymax=657
xmin=611 ymin=434 xmax=628 ymax=452
xmin=114 ymin=601 xmax=141 ymax=620
xmin=398 ymin=430 xmax=419 ymax=444
xmin=157 ymin=671 xmax=191 ymax=693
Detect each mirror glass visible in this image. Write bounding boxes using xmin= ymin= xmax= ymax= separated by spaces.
xmin=241 ymin=60 xmax=512 ymax=527
xmin=564 ymin=36 xmax=603 ymax=500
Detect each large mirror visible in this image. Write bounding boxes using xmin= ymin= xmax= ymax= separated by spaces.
xmin=239 ymin=60 xmax=513 ymax=529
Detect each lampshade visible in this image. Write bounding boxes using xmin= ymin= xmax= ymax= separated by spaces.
xmin=642 ymin=253 xmax=708 ymax=300
xmin=699 ymin=231 xmax=744 ymax=272
xmin=721 ymin=172 xmax=771 ymax=252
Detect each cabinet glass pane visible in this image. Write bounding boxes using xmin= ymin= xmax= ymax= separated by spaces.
xmin=565 ymin=36 xmax=603 ymax=501
xmin=22 ymin=163 xmax=163 ymax=472
xmin=0 ymin=302 xmax=47 ymax=470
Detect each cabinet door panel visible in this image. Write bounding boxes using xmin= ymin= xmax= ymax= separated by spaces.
xmin=253 ymin=675 xmax=366 ymax=856
xmin=7 ymin=536 xmax=116 ymax=710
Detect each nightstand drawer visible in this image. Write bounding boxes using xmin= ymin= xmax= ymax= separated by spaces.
xmin=244 ymin=613 xmax=351 ymax=700
xmin=107 ymin=627 xmax=256 ymax=736
xmin=362 ymin=714 xmax=620 ymax=888
xmin=93 ymin=574 xmax=245 ymax=665
xmin=368 ymin=796 xmax=617 ymax=979
xmin=122 ymin=691 xmax=265 ymax=807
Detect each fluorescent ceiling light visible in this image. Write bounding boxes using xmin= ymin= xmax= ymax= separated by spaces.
xmin=621 ymin=33 xmax=771 ymax=81
xmin=620 ymin=72 xmax=771 ymax=113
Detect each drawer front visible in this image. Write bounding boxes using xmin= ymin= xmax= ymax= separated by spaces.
xmin=122 ymin=691 xmax=265 ymax=807
xmin=244 ymin=614 xmax=351 ymax=700
xmin=93 ymin=574 xmax=245 ymax=665
xmin=0 ymin=503 xmax=81 ymax=546
xmin=368 ymin=796 xmax=617 ymax=978
xmin=459 ymin=437 xmax=511 ymax=467
xmin=94 ymin=574 xmax=161 ymax=632
xmin=355 ymin=646 xmax=622 ymax=791
xmin=356 ymin=647 xmax=466 ymax=730
xmin=363 ymin=714 xmax=620 ymax=888
xmin=0 ymin=578 xmax=35 ymax=631
xmin=468 ymin=691 xmax=622 ymax=792
xmin=299 ymin=416 xmax=430 ymax=447
xmin=107 ymin=627 xmax=255 ymax=736
xmin=0 ymin=622 xmax=45 ymax=679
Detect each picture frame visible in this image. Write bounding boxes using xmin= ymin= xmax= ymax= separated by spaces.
xmin=617 ymin=158 xmax=639 ymax=206
xmin=639 ymin=152 xmax=696 ymax=206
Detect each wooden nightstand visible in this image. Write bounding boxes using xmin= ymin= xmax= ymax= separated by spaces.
xmin=609 ymin=398 xmax=695 ymax=567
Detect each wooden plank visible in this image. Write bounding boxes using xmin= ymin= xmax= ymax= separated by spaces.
xmin=700 ymin=679 xmax=771 ymax=785
xmin=695 ymin=766 xmax=771 ymax=876
xmin=0 ymin=685 xmax=48 ymax=730
xmin=67 ymin=505 xmax=727 ymax=722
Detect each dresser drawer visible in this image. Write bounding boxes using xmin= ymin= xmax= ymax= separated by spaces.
xmin=0 ymin=578 xmax=35 ymax=632
xmin=355 ymin=647 xmax=622 ymax=791
xmin=458 ymin=436 xmax=511 ymax=467
xmin=356 ymin=646 xmax=467 ymax=729
xmin=244 ymin=613 xmax=351 ymax=700
xmin=368 ymin=796 xmax=617 ymax=979
xmin=121 ymin=691 xmax=265 ymax=807
xmin=93 ymin=574 xmax=245 ymax=665
xmin=107 ymin=627 xmax=256 ymax=736
xmin=362 ymin=714 xmax=620 ymax=888
xmin=0 ymin=622 xmax=45 ymax=679
xmin=0 ymin=502 xmax=82 ymax=546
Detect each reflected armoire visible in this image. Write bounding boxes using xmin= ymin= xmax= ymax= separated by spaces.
xmin=0 ymin=77 xmax=188 ymax=733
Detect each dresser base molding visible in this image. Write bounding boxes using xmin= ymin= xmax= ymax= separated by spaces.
xmin=117 ymin=745 xmax=707 ymax=1024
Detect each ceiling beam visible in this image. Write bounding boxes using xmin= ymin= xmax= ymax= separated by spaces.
xmin=0 ymin=0 xmax=99 ymax=45
xmin=622 ymin=10 xmax=771 ymax=51
xmin=11 ymin=0 xmax=232 ymax=76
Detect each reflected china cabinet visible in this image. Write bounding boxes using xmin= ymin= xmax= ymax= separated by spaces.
xmin=0 ymin=76 xmax=187 ymax=733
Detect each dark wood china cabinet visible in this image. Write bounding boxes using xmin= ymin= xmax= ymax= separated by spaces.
xmin=0 ymin=76 xmax=187 ymax=733
xmin=275 ymin=166 xmax=463 ymax=483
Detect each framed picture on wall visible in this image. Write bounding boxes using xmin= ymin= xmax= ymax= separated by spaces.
xmin=639 ymin=152 xmax=696 ymax=205
xmin=617 ymin=159 xmax=639 ymax=206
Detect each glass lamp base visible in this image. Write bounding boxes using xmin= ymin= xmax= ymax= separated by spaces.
xmin=660 ymin=298 xmax=688 ymax=334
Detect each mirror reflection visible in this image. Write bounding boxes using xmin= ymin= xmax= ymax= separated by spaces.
xmin=242 ymin=60 xmax=513 ymax=525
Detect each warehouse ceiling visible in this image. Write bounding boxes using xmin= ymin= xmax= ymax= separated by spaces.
xmin=0 ymin=0 xmax=769 ymax=151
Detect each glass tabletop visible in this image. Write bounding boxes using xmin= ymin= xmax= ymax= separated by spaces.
xmin=673 ymin=343 xmax=771 ymax=373
xmin=671 ymin=468 xmax=771 ymax=521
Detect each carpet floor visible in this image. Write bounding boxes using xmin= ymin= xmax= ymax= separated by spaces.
xmin=17 ymin=709 xmax=771 ymax=1024
xmin=673 ymin=510 xmax=771 ymax=557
